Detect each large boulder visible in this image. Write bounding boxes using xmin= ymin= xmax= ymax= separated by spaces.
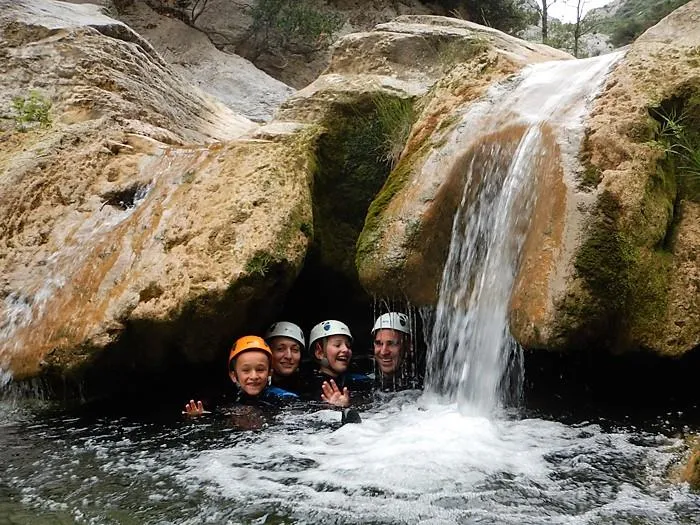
xmin=0 ymin=0 xmax=314 ymax=384
xmin=147 ymin=0 xmax=437 ymax=89
xmin=355 ymin=2 xmax=700 ymax=357
xmin=114 ymin=1 xmax=294 ymax=122
xmin=354 ymin=16 xmax=570 ymax=304
xmin=510 ymin=0 xmax=700 ymax=355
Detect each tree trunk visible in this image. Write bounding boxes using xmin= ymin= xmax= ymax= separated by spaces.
xmin=542 ymin=2 xmax=548 ymax=42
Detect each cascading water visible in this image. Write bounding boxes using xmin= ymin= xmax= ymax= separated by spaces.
xmin=426 ymin=53 xmax=623 ymax=414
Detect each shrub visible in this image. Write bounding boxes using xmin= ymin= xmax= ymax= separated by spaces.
xmin=11 ymin=90 xmax=51 ymax=132
xmin=251 ymin=0 xmax=343 ymax=50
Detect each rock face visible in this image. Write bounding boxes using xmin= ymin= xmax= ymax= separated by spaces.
xmin=160 ymin=0 xmax=437 ymax=89
xmin=115 ymin=1 xmax=295 ymax=122
xmin=0 ymin=0 xmax=314 ymax=384
xmin=682 ymin=439 xmax=700 ymax=490
xmin=278 ymin=15 xmax=569 ymax=294
xmin=511 ymin=0 xmax=700 ymax=355
xmin=356 ymin=2 xmax=700 ymax=357
xmin=353 ymin=16 xmax=571 ymax=304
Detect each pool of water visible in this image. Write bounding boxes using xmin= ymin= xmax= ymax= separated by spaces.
xmin=1 ymin=392 xmax=699 ymax=525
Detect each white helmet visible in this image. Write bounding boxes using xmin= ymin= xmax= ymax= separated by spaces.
xmin=265 ymin=321 xmax=305 ymax=348
xmin=309 ymin=320 xmax=353 ymax=351
xmin=372 ymin=312 xmax=410 ymax=335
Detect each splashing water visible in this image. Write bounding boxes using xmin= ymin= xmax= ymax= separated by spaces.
xmin=1 ymin=394 xmax=698 ymax=524
xmin=426 ymin=54 xmax=622 ymax=413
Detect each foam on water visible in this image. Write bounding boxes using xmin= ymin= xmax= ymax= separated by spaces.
xmin=1 ymin=395 xmax=698 ymax=524
xmin=175 ymin=396 xmax=693 ymax=524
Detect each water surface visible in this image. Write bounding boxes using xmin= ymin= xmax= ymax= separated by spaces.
xmin=2 ymin=393 xmax=698 ymax=524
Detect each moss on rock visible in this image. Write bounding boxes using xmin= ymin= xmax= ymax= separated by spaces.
xmin=311 ymin=92 xmax=416 ymax=280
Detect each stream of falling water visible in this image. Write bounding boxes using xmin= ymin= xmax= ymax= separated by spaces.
xmin=425 ymin=53 xmax=623 ymax=414
xmin=2 ymin=54 xmax=700 ymax=524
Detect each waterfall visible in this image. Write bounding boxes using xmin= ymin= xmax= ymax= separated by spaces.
xmin=425 ymin=53 xmax=622 ymax=414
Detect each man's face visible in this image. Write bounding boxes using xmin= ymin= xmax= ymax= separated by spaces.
xmin=373 ymin=329 xmax=402 ymax=375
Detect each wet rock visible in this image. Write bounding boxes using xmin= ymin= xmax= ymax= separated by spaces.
xmin=682 ymin=446 xmax=700 ymax=490
xmin=353 ymin=2 xmax=700 ymax=358
xmin=352 ymin=15 xmax=570 ymax=304
xmin=510 ymin=0 xmax=700 ymax=356
xmin=0 ymin=0 xmax=314 ymax=386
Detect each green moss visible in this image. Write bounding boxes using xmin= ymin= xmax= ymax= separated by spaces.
xmin=574 ymin=191 xmax=635 ymax=314
xmin=629 ymin=249 xmax=672 ymax=343
xmin=311 ymin=93 xmax=417 ymax=278
xmin=565 ymin=182 xmax=674 ymax=350
xmin=355 ymin=135 xmax=432 ymax=269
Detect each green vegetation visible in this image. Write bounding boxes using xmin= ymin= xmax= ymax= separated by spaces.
xmin=310 ymin=93 xmax=417 ymax=278
xmin=568 ymin=189 xmax=672 ymax=349
xmin=433 ymin=0 xmax=538 ymax=34
xmin=245 ymin=251 xmax=274 ymax=277
xmin=652 ymin=107 xmax=700 ymax=178
xmin=650 ymin=99 xmax=700 ymax=201
xmin=11 ymin=90 xmax=51 ymax=132
xmin=251 ymin=0 xmax=344 ymax=50
xmin=595 ymin=0 xmax=692 ymax=47
xmin=371 ymin=95 xmax=417 ymax=168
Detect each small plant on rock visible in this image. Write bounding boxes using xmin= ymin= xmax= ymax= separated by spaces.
xmin=245 ymin=251 xmax=274 ymax=277
xmin=655 ymin=107 xmax=700 ymax=179
xmin=11 ymin=90 xmax=52 ymax=132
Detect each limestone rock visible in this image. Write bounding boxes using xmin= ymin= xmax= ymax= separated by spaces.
xmin=168 ymin=0 xmax=436 ymax=89
xmin=353 ymin=16 xmax=570 ymax=304
xmin=682 ymin=442 xmax=700 ymax=490
xmin=0 ymin=0 xmax=314 ymax=383
xmin=510 ymin=0 xmax=700 ymax=355
xmin=354 ymin=2 xmax=700 ymax=358
xmin=115 ymin=1 xmax=294 ymax=122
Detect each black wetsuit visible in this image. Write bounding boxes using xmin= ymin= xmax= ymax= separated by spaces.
xmin=271 ymin=371 xmax=312 ymax=398
xmin=375 ymin=371 xmax=423 ymax=392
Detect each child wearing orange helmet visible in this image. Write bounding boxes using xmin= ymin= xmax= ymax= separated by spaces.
xmin=183 ymin=335 xmax=297 ymax=416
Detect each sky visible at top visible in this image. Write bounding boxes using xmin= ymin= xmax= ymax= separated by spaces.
xmin=546 ymin=0 xmax=613 ymax=22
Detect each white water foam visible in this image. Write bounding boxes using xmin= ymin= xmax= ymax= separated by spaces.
xmin=175 ymin=395 xmax=689 ymax=524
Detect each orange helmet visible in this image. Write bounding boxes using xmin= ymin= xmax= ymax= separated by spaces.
xmin=228 ymin=335 xmax=272 ymax=369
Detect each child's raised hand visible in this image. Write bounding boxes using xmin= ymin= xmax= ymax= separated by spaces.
xmin=321 ymin=379 xmax=350 ymax=408
xmin=182 ymin=399 xmax=207 ymax=416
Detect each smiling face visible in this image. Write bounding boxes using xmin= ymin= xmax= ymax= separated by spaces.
xmin=229 ymin=350 xmax=270 ymax=397
xmin=269 ymin=336 xmax=302 ymax=377
xmin=315 ymin=334 xmax=352 ymax=377
xmin=373 ymin=328 xmax=404 ymax=376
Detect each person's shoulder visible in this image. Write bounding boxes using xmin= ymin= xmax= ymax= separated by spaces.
xmin=261 ymin=385 xmax=300 ymax=405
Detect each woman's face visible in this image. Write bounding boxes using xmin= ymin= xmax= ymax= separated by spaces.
xmin=230 ymin=350 xmax=270 ymax=396
xmin=269 ymin=336 xmax=301 ymax=377
xmin=315 ymin=335 xmax=352 ymax=376
xmin=373 ymin=328 xmax=403 ymax=376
